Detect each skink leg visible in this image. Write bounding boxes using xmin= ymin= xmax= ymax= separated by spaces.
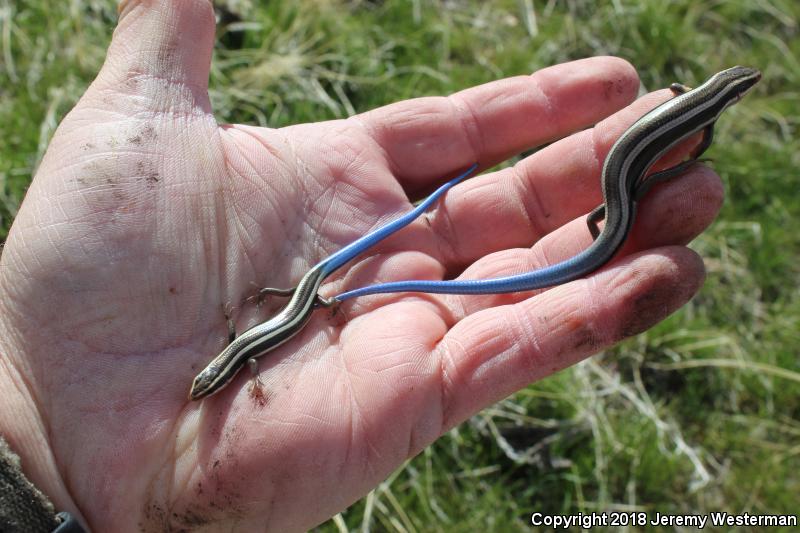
xmin=223 ymin=302 xmax=236 ymax=343
xmin=247 ymin=357 xmax=266 ymax=403
xmin=586 ymin=204 xmax=606 ymax=240
xmin=258 ymin=286 xmax=296 ymax=297
xmin=670 ymin=82 xmax=693 ymax=95
xmin=633 ymin=123 xmax=715 ymax=201
xmin=314 ymin=293 xmax=348 ymax=320
xmin=634 ymin=159 xmax=700 ymax=200
xmin=247 ymin=285 xmax=297 ymax=308
xmin=257 ymin=286 xmax=296 ymax=306
xmin=690 ymin=123 xmax=715 ymax=160
xmin=314 ymin=294 xmax=338 ymax=309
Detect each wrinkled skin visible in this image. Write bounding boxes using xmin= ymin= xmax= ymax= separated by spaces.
xmin=0 ymin=1 xmax=722 ymax=531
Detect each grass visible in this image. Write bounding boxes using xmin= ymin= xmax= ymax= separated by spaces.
xmin=2 ymin=0 xmax=798 ymax=531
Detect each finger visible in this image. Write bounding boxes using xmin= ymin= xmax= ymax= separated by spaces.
xmin=91 ymin=0 xmax=216 ymax=110
xmin=436 ymin=246 xmax=706 ymax=429
xmin=355 ymin=57 xmax=639 ymax=192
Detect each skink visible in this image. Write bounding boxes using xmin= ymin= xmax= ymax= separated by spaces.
xmin=190 ymin=66 xmax=760 ymax=400
xmin=333 ymin=66 xmax=761 ymax=301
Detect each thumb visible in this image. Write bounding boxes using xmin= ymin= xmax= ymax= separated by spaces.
xmin=93 ymin=0 xmax=216 ymax=110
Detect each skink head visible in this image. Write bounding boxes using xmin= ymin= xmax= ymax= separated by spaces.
xmin=189 ymin=366 xmax=220 ymax=400
xmin=707 ymin=66 xmax=761 ymax=110
xmin=189 ymin=359 xmax=235 ymax=400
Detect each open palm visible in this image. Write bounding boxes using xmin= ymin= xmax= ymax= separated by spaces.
xmin=0 ymin=2 xmax=723 ymax=531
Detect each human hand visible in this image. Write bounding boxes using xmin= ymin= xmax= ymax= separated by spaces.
xmin=0 ymin=1 xmax=721 ymax=531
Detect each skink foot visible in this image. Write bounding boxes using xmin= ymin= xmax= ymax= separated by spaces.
xmin=247 ymin=284 xmax=297 ymax=308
